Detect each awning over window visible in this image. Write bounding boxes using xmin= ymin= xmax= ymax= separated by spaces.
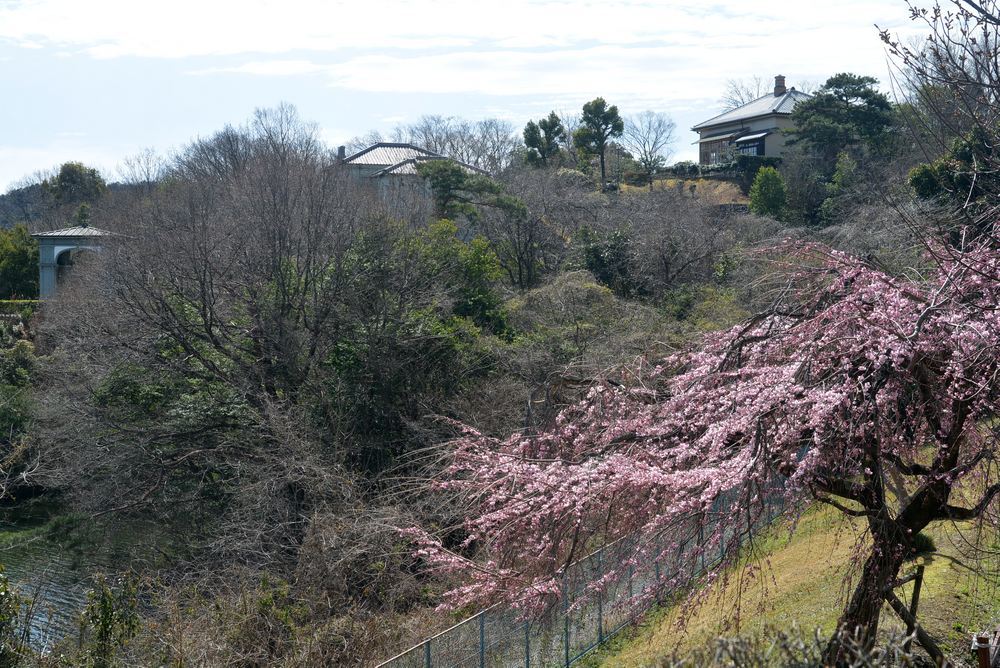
xmin=735 ymin=131 xmax=770 ymax=143
xmin=695 ymin=132 xmax=737 ymax=144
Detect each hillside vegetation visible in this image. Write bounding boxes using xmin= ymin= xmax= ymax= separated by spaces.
xmin=2 ymin=8 xmax=1000 ymax=662
xmin=587 ymin=507 xmax=1000 ymax=666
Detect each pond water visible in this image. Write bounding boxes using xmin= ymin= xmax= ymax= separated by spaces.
xmin=0 ymin=500 xmax=135 ymax=651
xmin=1 ymin=532 xmax=94 ymax=648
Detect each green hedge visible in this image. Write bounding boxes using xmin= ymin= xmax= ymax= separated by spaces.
xmin=0 ymin=300 xmax=38 ymax=319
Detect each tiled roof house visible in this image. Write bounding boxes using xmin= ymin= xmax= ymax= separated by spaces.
xmin=339 ymin=143 xmax=486 ymax=179
xmin=693 ymin=75 xmax=811 ymax=165
xmin=337 ymin=142 xmax=487 ymax=205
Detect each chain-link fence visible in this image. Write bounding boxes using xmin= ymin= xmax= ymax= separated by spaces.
xmin=378 ymin=491 xmax=785 ymax=667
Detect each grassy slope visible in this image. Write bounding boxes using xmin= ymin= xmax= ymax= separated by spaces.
xmin=619 ymin=178 xmax=748 ymax=205
xmin=585 ymin=507 xmax=1000 ymax=666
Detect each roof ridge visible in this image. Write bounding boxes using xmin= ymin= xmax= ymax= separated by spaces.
xmin=692 ymin=89 xmax=812 ymax=131
xmin=692 ymin=93 xmax=775 ymax=129
xmin=32 ymin=225 xmax=115 ymax=237
xmin=343 ymin=142 xmax=442 ymax=163
xmin=372 ymin=155 xmax=487 ymax=177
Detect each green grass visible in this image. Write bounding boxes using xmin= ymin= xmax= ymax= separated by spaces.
xmin=582 ymin=506 xmax=1000 ymax=666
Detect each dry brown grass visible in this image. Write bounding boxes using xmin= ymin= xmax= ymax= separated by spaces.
xmin=620 ymin=179 xmax=748 ymax=205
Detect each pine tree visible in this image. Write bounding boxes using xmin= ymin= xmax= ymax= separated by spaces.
xmin=573 ymin=98 xmax=624 ymax=185
xmin=523 ymin=111 xmax=566 ymax=167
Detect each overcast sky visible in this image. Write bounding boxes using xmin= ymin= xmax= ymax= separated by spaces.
xmin=1 ymin=0 xmax=924 ymax=190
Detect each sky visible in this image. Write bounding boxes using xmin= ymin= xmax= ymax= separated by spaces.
xmin=0 ymin=0 xmax=924 ymax=191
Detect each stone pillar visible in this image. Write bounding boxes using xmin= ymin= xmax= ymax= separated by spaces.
xmin=37 ymin=239 xmax=58 ymax=299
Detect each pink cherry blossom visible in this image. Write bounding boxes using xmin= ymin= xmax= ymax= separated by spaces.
xmin=407 ymin=237 xmax=1000 ymax=650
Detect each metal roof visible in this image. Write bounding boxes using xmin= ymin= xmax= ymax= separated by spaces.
xmin=735 ymin=131 xmax=771 ymax=142
xmin=343 ymin=142 xmax=441 ymax=166
xmin=373 ymin=155 xmax=487 ymax=177
xmin=32 ymin=225 xmax=113 ymax=238
xmin=692 ymin=90 xmax=811 ymax=131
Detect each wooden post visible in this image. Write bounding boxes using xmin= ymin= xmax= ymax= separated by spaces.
xmin=973 ymin=635 xmax=991 ymax=668
xmin=884 ymin=591 xmax=944 ymax=665
xmin=904 ymin=564 xmax=925 ymax=654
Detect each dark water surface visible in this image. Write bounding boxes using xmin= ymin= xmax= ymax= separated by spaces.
xmin=0 ymin=501 xmax=139 ymax=650
xmin=1 ymin=533 xmax=93 ymax=648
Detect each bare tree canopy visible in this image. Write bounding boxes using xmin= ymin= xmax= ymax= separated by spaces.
xmin=881 ymin=0 xmax=1000 ymax=226
xmin=343 ymin=116 xmax=520 ymax=174
xmin=720 ymin=75 xmax=767 ymax=110
xmin=622 ymin=111 xmax=676 ymax=184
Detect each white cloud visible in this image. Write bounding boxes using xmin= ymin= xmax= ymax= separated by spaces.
xmin=190 ymin=59 xmax=327 ymax=77
xmin=0 ymin=0 xmax=915 ymax=59
xmin=0 ymin=0 xmax=930 ymax=181
xmin=0 ymin=0 xmax=923 ymax=114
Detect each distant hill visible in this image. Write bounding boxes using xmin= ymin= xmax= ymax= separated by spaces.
xmin=0 ymin=182 xmax=49 ymax=229
xmin=0 ymin=181 xmax=135 ymax=230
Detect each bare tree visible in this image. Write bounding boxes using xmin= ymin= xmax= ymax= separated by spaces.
xmin=32 ymin=104 xmax=468 ymax=561
xmin=117 ymin=148 xmax=166 ymax=196
xmin=720 ymin=75 xmax=767 ymax=110
xmin=470 ymin=118 xmax=521 ymax=174
xmin=344 ymin=130 xmax=386 ymax=155
xmin=557 ymin=111 xmax=583 ymax=167
xmin=367 ymin=115 xmax=521 ymax=174
xmin=880 ymin=0 xmax=1000 ymax=229
xmin=623 ymin=111 xmax=676 ymax=186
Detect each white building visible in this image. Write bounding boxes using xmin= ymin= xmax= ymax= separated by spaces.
xmin=692 ymin=75 xmax=812 ymax=165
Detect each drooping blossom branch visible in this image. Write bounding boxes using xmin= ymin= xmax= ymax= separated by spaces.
xmin=411 ymin=238 xmax=1000 ymax=652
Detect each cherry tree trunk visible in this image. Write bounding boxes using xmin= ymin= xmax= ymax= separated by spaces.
xmin=823 ymin=532 xmax=907 ymax=663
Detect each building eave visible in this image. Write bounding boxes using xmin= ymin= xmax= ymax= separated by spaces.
xmin=692 ymin=111 xmax=791 ymax=133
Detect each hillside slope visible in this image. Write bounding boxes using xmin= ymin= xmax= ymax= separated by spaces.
xmin=586 ymin=507 xmax=1000 ymax=666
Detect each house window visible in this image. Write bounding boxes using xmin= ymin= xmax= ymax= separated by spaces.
xmin=700 ymin=139 xmax=734 ymax=165
xmin=736 ymin=140 xmax=763 ymax=157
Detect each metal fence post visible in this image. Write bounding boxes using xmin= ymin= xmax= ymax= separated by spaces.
xmin=597 ymin=550 xmax=604 ymax=644
xmin=524 ymin=620 xmax=531 ymax=668
xmin=479 ymin=612 xmax=486 ymax=668
xmin=563 ymin=572 xmax=570 ymax=666
xmin=698 ymin=524 xmax=706 ymax=574
xmin=424 ymin=640 xmax=431 ymax=668
xmin=676 ymin=540 xmax=684 ymax=580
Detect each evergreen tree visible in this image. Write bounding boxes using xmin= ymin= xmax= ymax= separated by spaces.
xmin=416 ymin=160 xmax=525 ymax=222
xmin=42 ymin=161 xmax=107 ymax=206
xmin=573 ymin=97 xmax=624 ymax=185
xmin=523 ymin=111 xmax=566 ymax=167
xmin=909 ymin=126 xmax=1000 ymax=211
xmin=748 ymin=166 xmax=786 ymax=218
xmin=788 ymin=73 xmax=894 ymax=159
xmin=0 ymin=225 xmax=38 ymax=299
xmin=819 ymin=152 xmax=860 ymax=224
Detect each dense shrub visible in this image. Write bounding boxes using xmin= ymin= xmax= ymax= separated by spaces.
xmin=748 ymin=166 xmax=787 ymax=218
xmin=735 ymin=154 xmax=782 ymax=194
xmin=578 ymin=227 xmax=647 ymax=298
